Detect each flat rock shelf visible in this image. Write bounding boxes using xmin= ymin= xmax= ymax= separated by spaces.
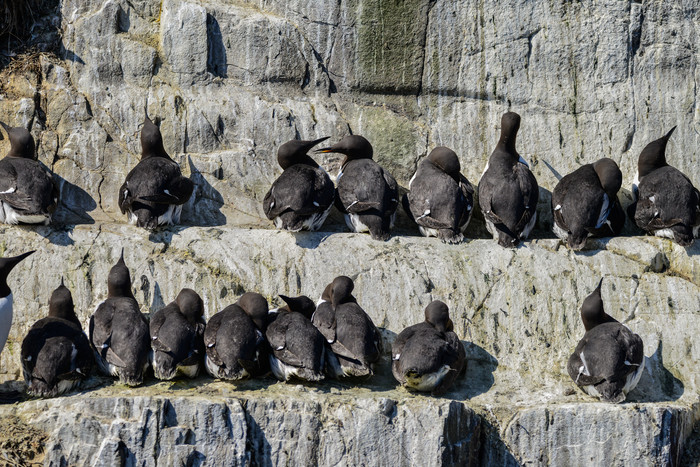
xmin=0 ymin=224 xmax=698 ymax=465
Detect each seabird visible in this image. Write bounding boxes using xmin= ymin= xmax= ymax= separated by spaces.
xmin=391 ymin=300 xmax=466 ymax=395
xmin=0 ymin=122 xmax=58 ymax=225
xmin=567 ymin=278 xmax=645 ymax=403
xmin=478 ymin=112 xmax=539 ymax=247
xmin=311 ymin=276 xmax=382 ymax=378
xmin=118 ymin=113 xmax=194 ymax=229
xmin=403 ymin=146 xmax=475 ymax=243
xmin=317 ymin=135 xmax=399 ymax=241
xmin=150 ymin=288 xmax=205 ymax=380
xmin=263 ymin=137 xmax=335 ymax=231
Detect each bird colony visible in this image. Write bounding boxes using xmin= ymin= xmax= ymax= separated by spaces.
xmin=1 ymin=108 xmax=696 ymax=403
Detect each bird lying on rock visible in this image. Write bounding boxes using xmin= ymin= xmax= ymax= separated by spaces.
xmin=204 ymin=292 xmax=270 ymax=380
xmin=628 ymin=127 xmax=699 ymax=246
xmin=267 ymin=294 xmax=328 ymax=382
xmin=263 ymin=137 xmax=335 ymax=232
xmin=392 ymin=300 xmax=466 ymax=395
xmin=567 ymin=278 xmax=645 ymax=403
xmin=22 ymin=279 xmax=93 ymax=397
xmin=403 ymin=146 xmax=474 ymax=244
xmin=119 ymin=112 xmax=194 ymax=229
xmin=89 ymin=250 xmax=151 ymax=386
xmin=0 ymin=122 xmax=58 ymax=225
xmin=312 ymin=276 xmax=382 ymax=378
xmin=150 ymin=288 xmax=205 ymax=380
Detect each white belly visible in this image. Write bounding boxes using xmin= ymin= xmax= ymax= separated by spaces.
xmin=0 ymin=294 xmax=13 ymax=355
xmin=552 ymin=220 xmax=569 ymax=241
xmin=652 ymin=228 xmax=676 ymax=239
xmin=345 ymin=213 xmax=370 ymax=233
xmin=418 ymin=226 xmax=440 ymax=238
xmin=404 ymin=364 xmax=451 ymax=391
xmin=127 ymin=204 xmax=183 ymax=227
xmin=484 ymin=219 xmax=499 ymax=240
xmin=269 ymin=354 xmax=300 ymax=381
xmin=631 ymin=172 xmax=640 ymax=202
xmin=0 ymin=202 xmax=50 ymax=225
xmin=622 ymin=357 xmax=645 ymax=395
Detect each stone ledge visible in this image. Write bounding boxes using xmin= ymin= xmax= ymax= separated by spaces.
xmin=1 ymin=225 xmax=698 ymax=400
xmin=0 ymin=378 xmax=697 ymax=466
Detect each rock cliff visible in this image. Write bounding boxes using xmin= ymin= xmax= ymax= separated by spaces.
xmin=0 ymin=0 xmax=698 ymax=465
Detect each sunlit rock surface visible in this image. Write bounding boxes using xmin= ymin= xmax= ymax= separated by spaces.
xmin=0 ymin=0 xmax=699 ymax=465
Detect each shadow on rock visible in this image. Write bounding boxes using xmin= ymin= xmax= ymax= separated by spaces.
xmin=628 ymin=340 xmax=684 ymax=403
xmin=449 ymin=341 xmax=498 ymax=400
xmin=245 ymin=411 xmax=273 ymax=467
xmin=52 ymin=172 xmax=97 ymax=225
xmin=685 ymin=240 xmax=699 ymax=256
xmin=680 ymin=419 xmax=700 ymax=467
xmin=147 ymin=224 xmax=190 ymax=244
xmin=292 ymin=230 xmax=334 ymax=249
xmin=477 ymin=417 xmax=521 ymax=466
xmin=181 ymin=156 xmax=226 ymax=227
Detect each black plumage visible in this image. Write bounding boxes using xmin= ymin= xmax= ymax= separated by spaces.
xmin=150 ymin=288 xmax=205 ymax=380
xmin=391 ymin=301 xmax=466 ymax=395
xmin=266 ymin=294 xmax=327 ymax=382
xmin=89 ymin=250 xmax=150 ymax=386
xmin=628 ymin=127 xmax=700 ymax=246
xmin=552 ymin=158 xmax=624 ymax=249
xmin=403 ymin=146 xmax=474 ymax=243
xmin=118 ymin=114 xmax=194 ymax=229
xmin=0 ymin=122 xmax=58 ymax=225
xmin=21 ymin=280 xmax=93 ymax=397
xmin=204 ymin=292 xmax=270 ymax=380
xmin=317 ymin=135 xmax=399 ymax=241
xmin=567 ymin=278 xmax=645 ymax=403
xmin=478 ymin=112 xmax=539 ymax=247
xmin=312 ymin=276 xmax=382 ymax=378
xmin=0 ymin=250 xmax=35 ymax=357
xmin=263 ymin=137 xmax=335 ymax=231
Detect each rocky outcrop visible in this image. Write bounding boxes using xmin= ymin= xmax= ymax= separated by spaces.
xmin=0 ymin=226 xmax=698 ymax=465
xmin=0 ymin=380 xmax=697 ymax=466
xmin=0 ymin=0 xmax=699 ymax=465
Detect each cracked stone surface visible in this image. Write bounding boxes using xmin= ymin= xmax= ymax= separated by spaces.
xmin=0 ymin=0 xmax=699 ymax=465
xmin=0 ymin=226 xmax=698 ymax=465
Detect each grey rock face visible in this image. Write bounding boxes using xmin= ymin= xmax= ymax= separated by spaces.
xmin=0 ymin=226 xmax=698 ymax=465
xmin=2 ymin=0 xmax=696 ymax=230
xmin=0 ymin=0 xmax=699 ymax=465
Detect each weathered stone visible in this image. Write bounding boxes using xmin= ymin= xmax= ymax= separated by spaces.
xmin=1 ymin=0 xmax=700 ymax=464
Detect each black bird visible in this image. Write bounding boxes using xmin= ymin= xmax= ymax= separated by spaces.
xmin=478 ymin=112 xmax=539 ymax=247
xmin=629 ymin=127 xmax=700 ymax=246
xmin=21 ymin=279 xmax=93 ymax=397
xmin=204 ymin=292 xmax=270 ymax=380
xmin=317 ymin=135 xmax=399 ymax=241
xmin=267 ymin=294 xmax=327 ymax=382
xmin=312 ymin=276 xmax=382 ymax=378
xmin=0 ymin=122 xmax=58 ymax=225
xmin=118 ymin=113 xmax=194 ymax=229
xmin=552 ymin=158 xmax=624 ymax=249
xmin=567 ymin=278 xmax=645 ymax=403
xmin=150 ymin=288 xmax=205 ymax=380
xmin=403 ymin=146 xmax=474 ymax=243
xmin=0 ymin=250 xmax=35 ymax=356
xmin=89 ymin=250 xmax=151 ymax=386
xmin=263 ymin=137 xmax=335 ymax=231
xmin=391 ymin=300 xmax=466 ymax=395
